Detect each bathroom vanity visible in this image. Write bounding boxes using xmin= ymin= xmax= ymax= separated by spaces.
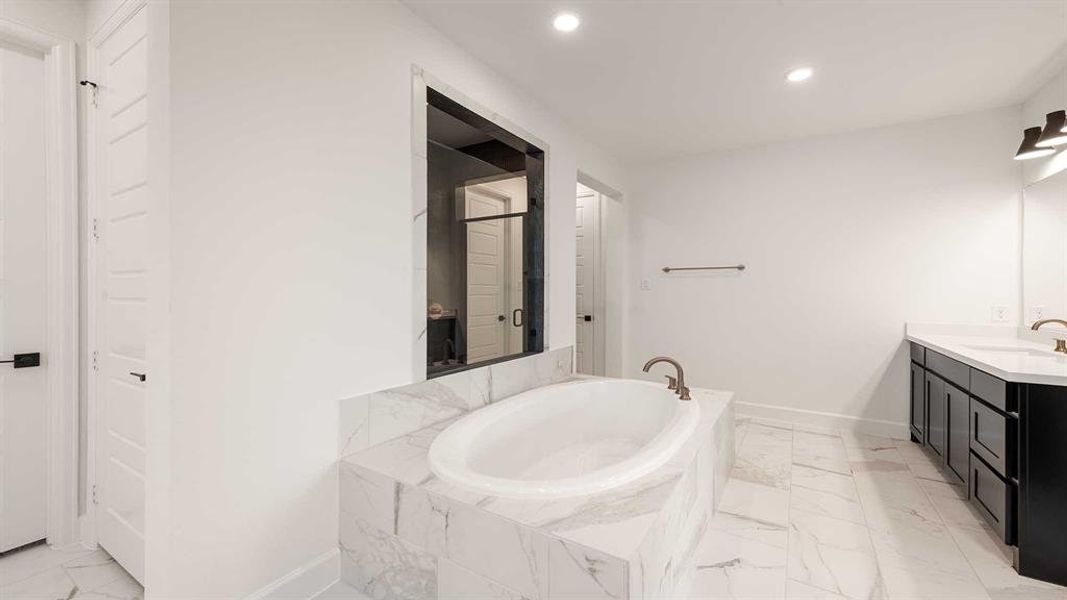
xmin=906 ymin=324 xmax=1067 ymax=587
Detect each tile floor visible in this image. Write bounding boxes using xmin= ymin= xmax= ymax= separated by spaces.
xmin=681 ymin=416 xmax=1067 ymax=600
xmin=4 ymin=416 xmax=1064 ymax=600
xmin=0 ymin=542 xmax=142 ymax=600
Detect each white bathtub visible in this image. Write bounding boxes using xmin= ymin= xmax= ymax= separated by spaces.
xmin=427 ymin=378 xmax=701 ymax=499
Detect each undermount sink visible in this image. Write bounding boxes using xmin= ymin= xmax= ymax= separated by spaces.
xmin=963 ymin=344 xmax=1063 ymax=359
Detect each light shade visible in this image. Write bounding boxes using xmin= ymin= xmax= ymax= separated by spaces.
xmin=1036 ymin=110 xmax=1067 ymax=148
xmin=1015 ymin=127 xmax=1056 ymax=161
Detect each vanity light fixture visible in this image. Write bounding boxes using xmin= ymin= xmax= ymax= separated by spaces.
xmin=1015 ymin=127 xmax=1056 ymax=161
xmin=553 ymin=12 xmax=580 ymax=32
xmin=785 ymin=67 xmax=814 ymax=83
xmin=1036 ymin=110 xmax=1067 ymax=148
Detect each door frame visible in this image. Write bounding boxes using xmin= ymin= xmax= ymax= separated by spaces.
xmin=0 ymin=18 xmax=80 ymax=547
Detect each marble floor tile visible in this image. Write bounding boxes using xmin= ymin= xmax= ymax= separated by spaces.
xmin=785 ymin=577 xmax=854 ymax=599
xmin=0 ymin=543 xmax=95 ymax=587
xmin=942 ymin=524 xmax=1067 ymax=600
xmin=716 ymin=479 xmax=790 ymax=531
xmin=789 ymin=465 xmax=866 ymax=525
xmin=732 ymin=445 xmax=792 ymax=490
xmin=906 ymin=458 xmax=962 ymax=484
xmin=844 ymin=443 xmax=907 ymax=466
xmin=792 ymin=443 xmax=852 ymax=476
xmin=684 ymin=419 xmax=1067 ymax=600
xmin=685 ymin=527 xmax=787 ymax=599
xmin=0 ymin=544 xmax=141 ymax=600
xmin=787 ymin=509 xmax=884 ymax=600
xmin=706 ymin=510 xmax=790 ymax=550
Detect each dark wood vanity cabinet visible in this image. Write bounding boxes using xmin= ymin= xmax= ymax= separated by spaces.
xmin=908 ymin=341 xmax=1067 ymax=586
xmin=909 ymin=362 xmax=925 ymax=443
xmin=924 ymin=372 xmax=947 ymax=459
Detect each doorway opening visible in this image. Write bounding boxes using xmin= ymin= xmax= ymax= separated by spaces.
xmin=575 ymin=182 xmax=605 ymax=376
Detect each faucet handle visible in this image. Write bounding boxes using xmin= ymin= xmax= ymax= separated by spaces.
xmin=665 ymin=375 xmax=678 ymax=390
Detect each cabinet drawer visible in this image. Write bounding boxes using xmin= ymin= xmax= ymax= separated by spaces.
xmin=927 ymin=351 xmax=969 ymax=390
xmin=970 ymin=369 xmax=1008 ymax=412
xmin=910 ymin=343 xmax=925 ymax=365
xmin=971 ymin=452 xmax=1015 ymax=544
xmin=971 ymin=398 xmax=1013 ymax=477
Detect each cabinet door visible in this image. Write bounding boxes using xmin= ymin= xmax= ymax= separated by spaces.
xmin=910 ymin=363 xmax=925 ymax=442
xmin=926 ymin=372 xmax=946 ymax=458
xmin=946 ymin=383 xmax=969 ymax=484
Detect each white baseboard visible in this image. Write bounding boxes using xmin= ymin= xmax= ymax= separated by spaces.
xmin=246 ymin=548 xmax=339 ymax=600
xmin=735 ymin=400 xmax=910 ymax=439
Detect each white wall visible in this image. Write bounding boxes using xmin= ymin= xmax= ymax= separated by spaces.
xmin=1023 ymin=64 xmax=1067 ymax=185
xmin=626 ymin=106 xmax=1022 ymax=430
xmin=151 ymin=1 xmax=626 ymax=596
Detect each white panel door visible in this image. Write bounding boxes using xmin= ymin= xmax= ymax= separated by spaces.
xmin=465 ymin=188 xmax=508 ymax=364
xmin=575 ymin=190 xmax=597 ymax=375
xmin=0 ymin=43 xmax=49 ymax=553
xmin=93 ymin=6 xmax=148 ymax=583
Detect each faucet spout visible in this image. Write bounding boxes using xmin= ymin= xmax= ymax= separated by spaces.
xmin=642 ymin=356 xmax=691 ymax=400
xmin=1031 ymin=319 xmax=1067 ymax=354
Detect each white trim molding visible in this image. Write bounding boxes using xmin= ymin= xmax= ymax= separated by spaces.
xmin=735 ymin=400 xmax=911 ymax=440
xmin=0 ymin=17 xmax=80 ymax=548
xmin=245 ymin=548 xmax=340 ymax=600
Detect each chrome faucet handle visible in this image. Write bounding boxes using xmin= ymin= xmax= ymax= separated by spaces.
xmin=665 ymin=375 xmax=678 ymax=391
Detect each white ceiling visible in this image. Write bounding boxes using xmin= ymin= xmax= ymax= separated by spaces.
xmin=404 ymin=0 xmax=1067 ymax=164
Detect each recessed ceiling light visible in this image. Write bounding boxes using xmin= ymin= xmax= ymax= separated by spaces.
xmin=786 ymin=67 xmax=814 ymax=83
xmin=553 ymin=12 xmax=580 ymax=32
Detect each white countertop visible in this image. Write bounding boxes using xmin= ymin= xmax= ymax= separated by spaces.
xmin=906 ymin=323 xmax=1067 ymax=386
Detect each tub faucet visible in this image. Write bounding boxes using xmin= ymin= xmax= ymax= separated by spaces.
xmin=643 ymin=356 xmax=691 ymax=401
xmin=1031 ymin=319 xmax=1067 ymax=354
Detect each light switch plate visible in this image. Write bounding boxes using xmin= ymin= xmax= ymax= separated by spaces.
xmin=1030 ymin=306 xmax=1046 ymax=322
xmin=991 ymin=305 xmax=1009 ymax=323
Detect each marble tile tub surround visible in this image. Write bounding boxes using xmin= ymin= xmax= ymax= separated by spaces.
xmin=339 ymin=347 xmax=574 ymax=457
xmin=339 ymin=386 xmax=735 ymax=600
xmin=906 ymin=322 xmax=1067 ymax=385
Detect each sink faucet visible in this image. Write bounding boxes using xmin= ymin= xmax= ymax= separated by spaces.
xmin=1030 ymin=319 xmax=1067 ymax=354
xmin=642 ymin=356 xmax=691 ymax=400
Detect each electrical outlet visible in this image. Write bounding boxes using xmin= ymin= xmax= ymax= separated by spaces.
xmin=1030 ymin=306 xmax=1046 ymax=323
xmin=640 ymin=278 xmax=652 ymax=291
xmin=991 ymin=305 xmax=1009 ymax=323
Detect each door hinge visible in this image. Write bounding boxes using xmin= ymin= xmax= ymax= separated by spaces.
xmin=91 ymin=484 xmax=98 ymax=505
xmin=92 ymin=350 xmax=99 ymax=372
xmin=92 ymin=218 xmax=100 ymax=241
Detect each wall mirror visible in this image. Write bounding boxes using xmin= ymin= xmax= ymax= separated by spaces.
xmin=1023 ymin=167 xmax=1067 ymax=329
xmin=425 ymin=88 xmax=545 ymax=377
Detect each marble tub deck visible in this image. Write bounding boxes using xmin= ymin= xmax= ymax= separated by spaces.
xmin=339 ymin=384 xmax=735 ymax=600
